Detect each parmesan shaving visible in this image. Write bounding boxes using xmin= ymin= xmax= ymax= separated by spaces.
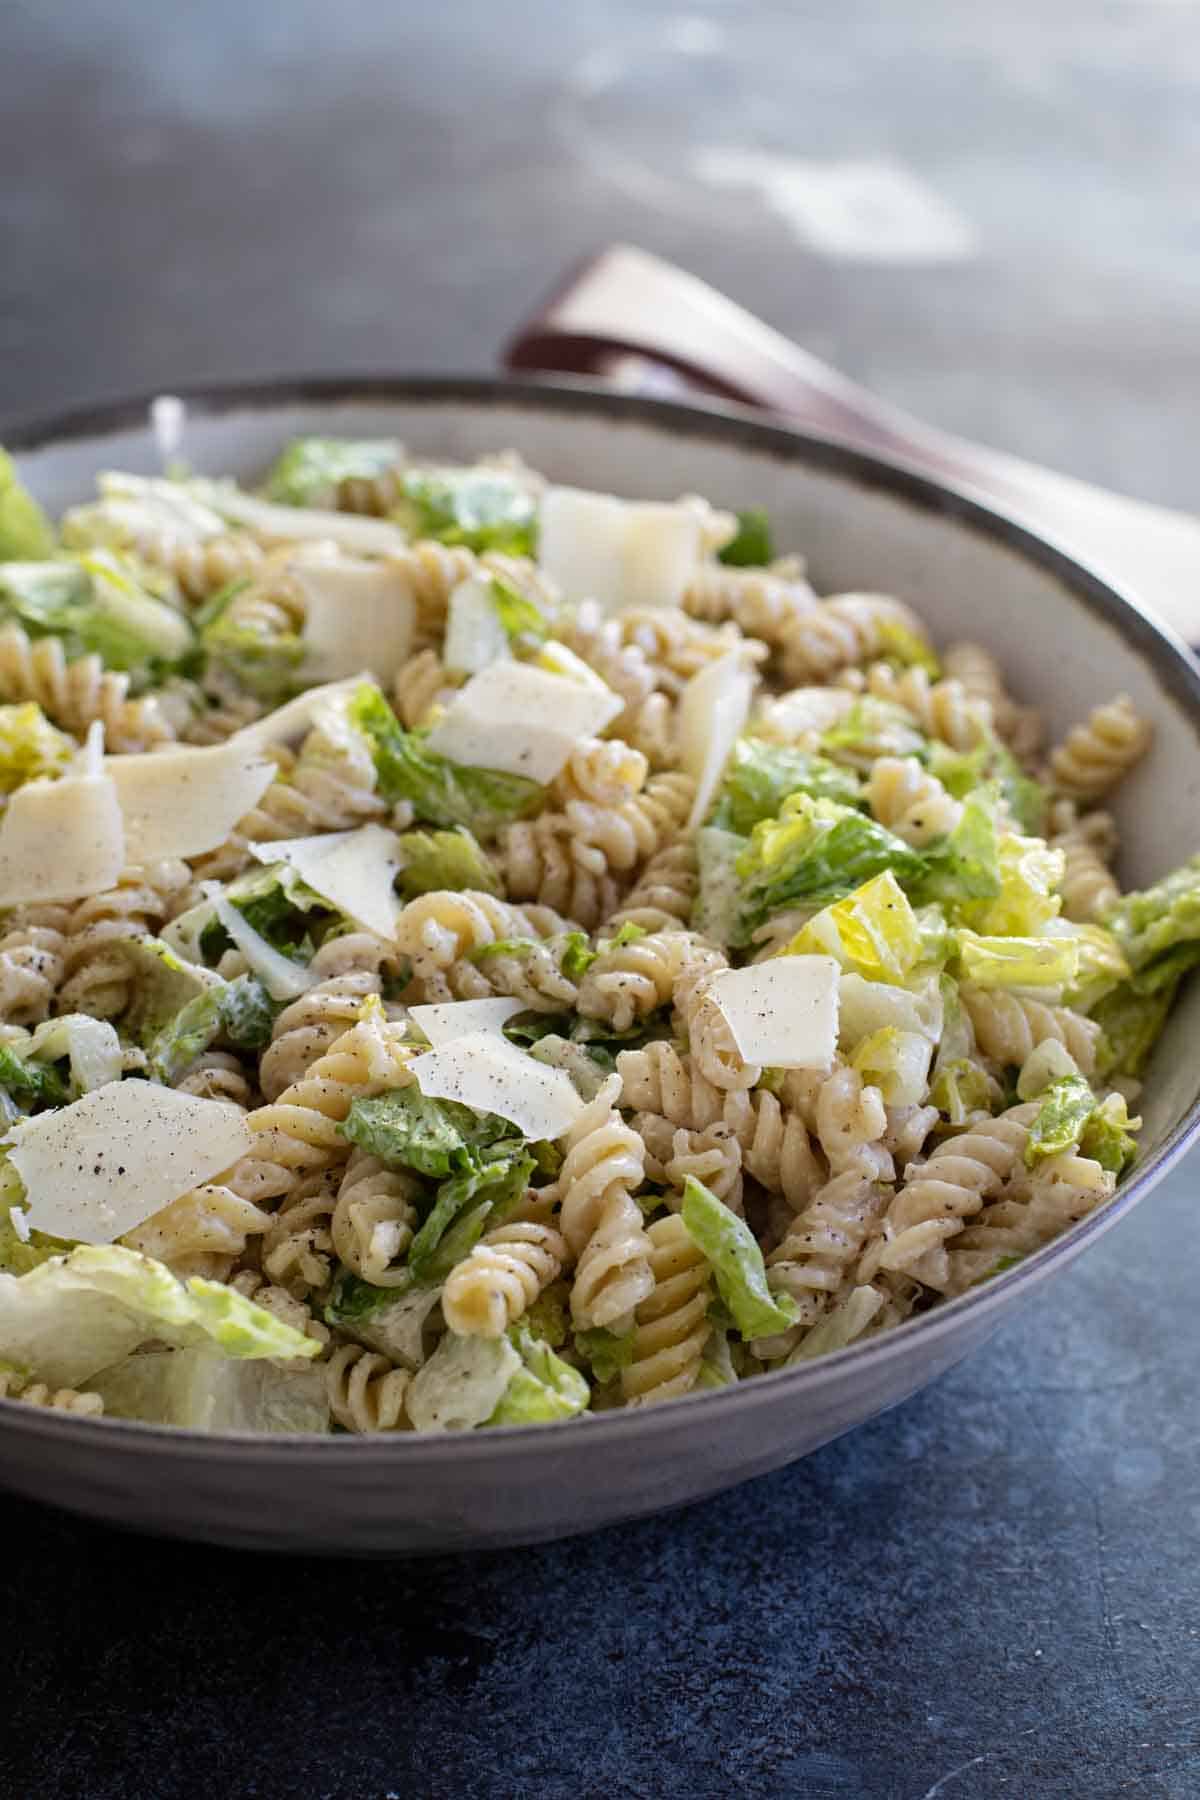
xmin=408 ymin=1031 xmax=584 ymax=1140
xmin=707 ymin=957 xmax=840 ymax=1070
xmin=538 ymin=485 xmax=703 ymax=613
xmin=195 ymin=482 xmax=410 ymax=555
xmin=9 ymin=1082 xmax=254 ymax=1245
xmin=247 ymin=824 xmax=402 ymax=942
xmin=232 ymin=674 xmax=375 ymax=750
xmin=0 ymin=765 xmax=125 ymax=906
xmin=425 ymin=663 xmax=623 ymax=784
xmin=107 ymin=740 xmax=276 ymax=862
xmin=293 ymin=553 xmax=417 ymax=682
xmin=443 ymin=576 xmax=510 ymax=676
xmin=409 ymin=998 xmax=524 ymax=1047
xmin=678 ymin=654 xmax=756 ymax=830
xmin=212 ymin=894 xmax=315 ymax=1001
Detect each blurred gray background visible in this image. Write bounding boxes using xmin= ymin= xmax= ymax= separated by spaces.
xmin=3 ymin=0 xmax=1198 ymax=509
xmin=2 ymin=7 xmax=1199 ymax=1799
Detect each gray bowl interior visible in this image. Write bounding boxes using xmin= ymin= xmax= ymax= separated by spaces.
xmin=4 ymin=378 xmax=1199 ymax=1552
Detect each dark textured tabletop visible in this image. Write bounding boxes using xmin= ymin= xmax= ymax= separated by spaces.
xmin=2 ymin=6 xmax=1199 ymax=1797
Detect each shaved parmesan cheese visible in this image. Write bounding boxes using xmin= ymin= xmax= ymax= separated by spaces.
xmin=195 ymin=482 xmax=410 ymax=556
xmin=248 ymin=824 xmax=401 ymax=943
xmin=10 ymin=1082 xmax=253 ymax=1245
xmin=444 ymin=576 xmax=510 ymax=676
xmin=107 ymin=739 xmax=275 ymax=862
xmin=162 ymin=892 xmax=218 ymax=964
xmin=538 ymin=486 xmax=703 ymax=613
xmin=679 ymin=654 xmax=756 ymax=830
xmin=408 ymin=1031 xmax=584 ymax=1140
xmin=293 ymin=553 xmax=416 ymax=682
xmin=425 ymin=663 xmax=623 ymax=784
xmin=0 ymin=764 xmax=125 ymax=906
xmin=708 ymin=957 xmax=840 ymax=1070
xmin=410 ymin=998 xmax=524 ymax=1047
xmin=212 ymin=894 xmax=314 ymax=1001
xmin=99 ymin=471 xmax=226 ymax=538
xmin=233 ymin=674 xmax=374 ymax=751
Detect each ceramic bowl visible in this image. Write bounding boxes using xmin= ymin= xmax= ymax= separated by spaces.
xmin=2 ymin=377 xmax=1198 ymax=1554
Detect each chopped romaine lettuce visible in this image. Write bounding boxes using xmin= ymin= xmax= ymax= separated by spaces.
xmin=339 ymin=1086 xmax=517 ymax=1179
xmin=559 ymin=931 xmax=598 ymax=982
xmin=1015 ymin=1038 xmax=1081 ymax=1100
xmin=914 ymin=794 xmax=1003 ymax=911
xmin=1058 ymin=921 xmax=1130 ymax=1012
xmin=680 ymin=1176 xmax=799 ymax=1339
xmin=146 ymin=985 xmax=225 ymax=1086
xmin=695 ymin=1327 xmax=737 ymax=1388
xmin=92 ymin=1345 xmax=329 ymax=1432
xmin=0 ymin=1244 xmax=320 ymax=1387
xmin=1079 ymin=1092 xmax=1139 ymax=1175
xmin=0 ymin=1163 xmax=70 ymax=1275
xmin=524 ymin=1283 xmax=570 ymax=1349
xmin=927 ymin=739 xmax=1047 ymax=837
xmin=1106 ymin=857 xmax=1200 ymax=991
xmin=820 ymin=697 xmax=927 ymax=768
xmin=874 ymin=615 xmax=939 ymax=676
xmin=717 ymin=507 xmax=773 ymax=568
xmin=927 ymin=976 xmax=995 ymax=1124
xmin=1092 ymin=979 xmax=1177 ymax=1080
xmin=395 ymin=826 xmax=499 ymax=900
xmin=955 ymin=929 xmax=1079 ymax=991
xmin=708 ymin=736 xmax=862 ymax=835
xmin=0 ymin=702 xmax=73 ymax=792
xmin=393 ymin=466 xmax=537 ymax=555
xmin=736 ymin=795 xmax=924 ymax=941
xmin=120 ymin=934 xmax=226 ymax=1047
xmin=199 ymin=860 xmax=338 ymax=962
xmin=0 ymin=552 xmax=192 ymax=670
xmin=487 ymin=1322 xmax=590 ymax=1424
xmin=789 ymin=871 xmax=924 ymax=983
xmin=219 ymin=974 xmax=280 ymax=1050
xmin=0 ymin=450 xmax=55 ymax=561
xmin=1024 ymin=1075 xmax=1097 ymax=1166
xmin=490 ymin=575 xmax=549 ymax=646
xmin=263 ymin=437 xmax=402 ymax=508
xmin=955 ymin=829 xmax=1059 ymax=937
xmin=693 ymin=825 xmax=744 ymax=947
xmin=406 ymin=1330 xmax=522 ymax=1431
xmin=573 ymin=1324 xmax=635 ymax=1384
xmin=200 ymin=581 xmax=305 ymax=701
xmin=849 ymin=1026 xmax=934 ymax=1107
xmin=407 ymin=1152 xmax=534 ymax=1285
xmin=0 ymin=1042 xmax=69 ymax=1109
xmin=348 ymin=683 xmax=543 ymax=837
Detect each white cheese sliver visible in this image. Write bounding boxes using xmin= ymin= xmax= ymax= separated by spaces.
xmin=408 ymin=1031 xmax=584 ymax=1140
xmin=232 ymin=674 xmax=375 ymax=751
xmin=10 ymin=1081 xmax=253 ymax=1245
xmin=213 ymin=894 xmax=315 ymax=1001
xmin=538 ymin=486 xmax=703 ymax=613
xmin=248 ymin=823 xmax=402 ymax=942
xmin=425 ymin=663 xmax=623 ymax=783
xmin=410 ymin=998 xmax=524 ymax=1047
xmin=107 ymin=740 xmax=275 ymax=862
xmin=196 ymin=483 xmax=410 ymax=555
xmin=443 ymin=575 xmax=510 ymax=676
xmin=755 ymin=687 xmax=855 ymax=742
xmin=708 ymin=956 xmax=840 ymax=1070
xmin=28 ymin=1015 xmax=123 ymax=1093
xmin=678 ymin=654 xmax=756 ymax=831
xmin=0 ymin=772 xmax=125 ymax=905
xmin=294 ymin=555 xmax=416 ymax=682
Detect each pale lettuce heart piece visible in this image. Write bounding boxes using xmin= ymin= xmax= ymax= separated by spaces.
xmin=92 ymin=1346 xmax=329 ymax=1432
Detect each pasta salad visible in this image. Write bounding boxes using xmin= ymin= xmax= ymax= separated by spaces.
xmin=0 ymin=435 xmax=1191 ymax=1435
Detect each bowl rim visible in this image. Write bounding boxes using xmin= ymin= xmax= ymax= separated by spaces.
xmin=4 ymin=369 xmax=1200 ymax=1462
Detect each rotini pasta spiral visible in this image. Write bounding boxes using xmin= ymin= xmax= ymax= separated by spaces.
xmin=496 ymin=812 xmax=622 ymax=930
xmin=843 ymin=660 xmax=992 ymax=749
xmin=561 ymin=769 xmax=696 ymax=882
xmin=941 ymin=1150 xmax=1115 ymax=1296
xmin=0 ymin=1369 xmax=104 ymax=1415
xmin=941 ymin=641 xmax=1043 ymax=758
xmin=577 ymin=928 xmax=703 ymax=1033
xmin=682 ymin=562 xmax=818 ymax=672
xmin=175 ymin=1051 xmax=255 ymax=1109
xmin=158 ymin=533 xmax=265 ymax=605
xmin=1048 ymin=694 xmax=1152 ymax=800
xmin=392 ymin=647 xmax=459 ymax=729
xmin=442 ymin=1220 xmax=568 ymax=1338
xmin=123 ymin=1181 xmax=274 ymax=1282
xmin=959 ymin=985 xmax=1100 ymax=1075
xmin=776 ymin=593 xmax=932 ymax=686
xmin=758 ymin=1172 xmax=892 ymax=1359
xmin=0 ymin=623 xmax=175 ymax=753
xmin=330 ymin=1151 xmax=420 ymax=1287
xmin=554 ymin=1074 xmax=652 ymax=1330
xmin=548 ymin=735 xmax=648 ymax=808
xmin=602 ymin=840 xmax=698 ymax=934
xmin=325 ymin=1342 xmax=411 ymax=1433
xmin=394 ymin=889 xmax=575 ymax=1006
xmin=58 ymin=861 xmax=192 ymax=1019
xmin=1047 ymin=800 xmax=1121 ymax=922
xmin=867 ymin=755 xmax=962 ymax=847
xmin=0 ymin=902 xmax=71 ymax=1025
xmin=259 ymin=932 xmax=402 ymax=1100
xmin=619 ymin=1212 xmax=712 ymax=1406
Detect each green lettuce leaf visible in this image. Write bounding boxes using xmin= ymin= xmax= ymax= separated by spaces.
xmin=927 ymin=739 xmax=1047 ymax=837
xmin=849 ymin=1026 xmax=934 ymax=1107
xmin=708 ymin=736 xmax=862 ymax=835
xmin=524 ymin=1283 xmax=570 ymax=1349
xmin=0 ymin=553 xmax=192 ymax=670
xmin=393 ymin=466 xmax=537 ymax=555
xmin=1024 ymin=1075 xmax=1097 ymax=1166
xmin=91 ymin=1346 xmax=330 ymax=1432
xmin=736 ymin=794 xmax=925 ymax=941
xmin=219 ymin=975 xmax=280 ymax=1050
xmin=789 ymin=870 xmax=925 ymax=982
xmin=874 ymin=615 xmax=940 ymax=676
xmin=695 ymin=1328 xmax=738 ymax=1389
xmin=199 ymin=581 xmax=305 ymax=701
xmin=681 ymin=1176 xmax=799 ymax=1340
xmin=406 ymin=1331 xmax=522 ymax=1431
xmin=146 ymin=985 xmax=225 ymax=1086
xmin=199 ymin=860 xmax=338 ymax=961
xmin=0 ymin=1043 xmax=69 ymax=1109
xmin=0 ymin=703 xmax=74 ymax=793
xmin=0 ymin=1244 xmax=320 ymax=1387
xmin=1092 ymin=979 xmax=1177 ymax=1080
xmin=1079 ymin=1092 xmax=1139 ymax=1175
xmin=819 ymin=697 xmax=927 ymax=768
xmin=395 ymin=826 xmax=499 ymax=900
xmin=490 ymin=575 xmax=549 ymax=646
xmin=407 ymin=1152 xmax=534 ymax=1285
xmin=0 ymin=450 xmax=55 ymax=561
xmin=339 ymin=1086 xmax=517 ymax=1179
xmin=573 ymin=1324 xmax=635 ymax=1385
xmin=955 ymin=929 xmax=1079 ymax=991
xmin=348 ymin=683 xmax=543 ymax=837
xmin=717 ymin=507 xmax=773 ymax=568
xmin=914 ymin=794 xmax=1003 ymax=911
xmin=263 ymin=436 xmax=402 ymax=508
xmin=487 ymin=1322 xmax=590 ymax=1425
xmin=1106 ymin=857 xmax=1200 ymax=992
